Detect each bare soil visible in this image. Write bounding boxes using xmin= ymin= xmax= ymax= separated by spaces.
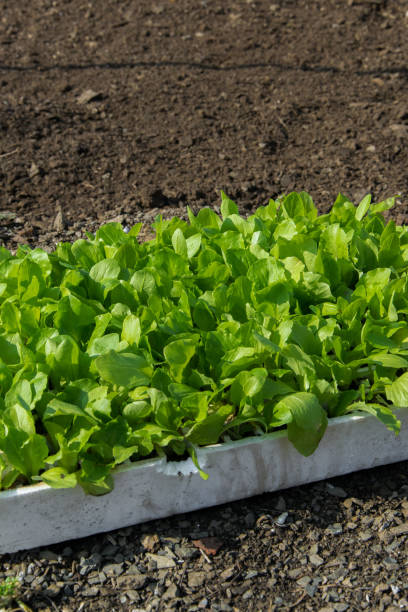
xmin=1 ymin=1 xmax=408 ymax=611
xmin=1 ymin=0 xmax=408 ymax=250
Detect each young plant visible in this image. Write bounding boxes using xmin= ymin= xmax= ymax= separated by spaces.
xmin=0 ymin=576 xmax=19 ymax=609
xmin=0 ymin=190 xmax=405 ymax=494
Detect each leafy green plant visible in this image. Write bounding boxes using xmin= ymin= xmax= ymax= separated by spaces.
xmin=0 ymin=191 xmax=405 ymax=494
xmin=0 ymin=576 xmax=19 ymax=608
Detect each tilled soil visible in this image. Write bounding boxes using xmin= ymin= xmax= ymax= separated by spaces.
xmin=1 ymin=0 xmax=408 ymax=610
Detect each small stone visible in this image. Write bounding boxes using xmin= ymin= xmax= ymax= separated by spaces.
xmin=245 ymin=570 xmax=258 ymax=580
xmin=384 ymin=557 xmax=398 ymax=567
xmin=146 ymin=553 xmax=176 ymax=569
xmin=77 ymin=89 xmax=102 ymax=104
xmin=89 ymin=553 xmax=102 ymax=566
xmin=327 ymin=523 xmax=343 ymax=535
xmin=359 ymin=531 xmax=372 ymax=542
xmin=43 ymin=583 xmax=63 ymax=597
xmin=125 ymin=589 xmax=140 ymax=602
xmin=82 ymin=586 xmax=99 ymax=597
xmin=326 ymin=483 xmax=347 ymax=498
xmin=374 ymin=583 xmax=389 ymax=594
xmin=310 ymin=554 xmax=324 ymax=567
xmin=220 ymin=567 xmax=235 ymax=581
xmin=275 ymin=512 xmax=289 ymax=526
xmin=117 ymin=574 xmax=147 ymax=590
xmin=288 ymin=568 xmax=303 ymax=579
xmin=163 ymin=583 xmax=179 ymax=599
xmin=388 ymin=523 xmax=408 ymax=537
xmin=24 ymin=575 xmax=36 ymax=584
xmin=297 ymin=576 xmax=311 ymax=588
xmin=103 ymin=563 xmax=124 ymax=576
xmin=29 ymin=162 xmax=40 ymax=178
xmin=141 ymin=534 xmax=160 ymax=552
xmin=188 ymin=571 xmax=207 ymax=588
xmin=305 ymin=583 xmax=318 ymax=596
xmin=174 ymin=545 xmax=198 ymax=560
xmin=344 ymin=497 xmax=363 ymax=508
xmin=53 ymin=210 xmax=66 ymax=231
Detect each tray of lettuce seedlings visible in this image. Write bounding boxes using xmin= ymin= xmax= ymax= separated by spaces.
xmin=1 ymin=190 xmax=408 ymax=553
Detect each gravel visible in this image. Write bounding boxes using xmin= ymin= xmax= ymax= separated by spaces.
xmin=1 ymin=461 xmax=408 ymax=611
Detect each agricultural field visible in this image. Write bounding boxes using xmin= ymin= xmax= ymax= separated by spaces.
xmin=1 ymin=0 xmax=408 ymax=610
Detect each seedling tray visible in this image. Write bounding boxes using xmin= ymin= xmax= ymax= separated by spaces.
xmin=1 ymin=408 xmax=407 ymax=554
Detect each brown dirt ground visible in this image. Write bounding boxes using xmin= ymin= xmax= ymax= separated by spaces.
xmin=1 ymin=0 xmax=408 ymax=250
xmin=1 ymin=1 xmax=408 ymax=611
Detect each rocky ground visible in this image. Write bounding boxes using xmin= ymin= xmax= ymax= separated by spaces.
xmin=1 ymin=0 xmax=408 ymax=610
xmin=2 ymin=463 xmax=408 ymax=611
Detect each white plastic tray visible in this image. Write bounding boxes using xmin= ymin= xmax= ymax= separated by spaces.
xmin=1 ymin=409 xmax=407 ymax=554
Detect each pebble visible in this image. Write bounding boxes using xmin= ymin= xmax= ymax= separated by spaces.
xmin=163 ymin=583 xmax=179 ymax=599
xmin=44 ymin=583 xmax=63 ymax=597
xmin=305 ymin=582 xmax=318 ymax=596
xmin=245 ymin=570 xmax=258 ymax=580
xmin=297 ymin=576 xmax=311 ymax=588
xmin=275 ymin=512 xmax=289 ymax=526
xmin=141 ymin=534 xmax=160 ymax=552
xmin=146 ymin=553 xmax=176 ymax=569
xmin=326 ymin=523 xmax=343 ymax=535
xmin=102 ymin=563 xmax=124 ymax=576
xmin=326 ymin=483 xmax=347 ymax=498
xmin=288 ymin=568 xmax=303 ymax=579
xmin=220 ymin=567 xmax=235 ymax=581
xmin=388 ymin=522 xmax=408 ymax=537
xmin=310 ymin=553 xmax=324 ymax=567
xmin=174 ymin=544 xmax=198 ymax=559
xmin=188 ymin=571 xmax=207 ymax=588
xmin=117 ymin=574 xmax=148 ymax=590
xmin=82 ymin=586 xmax=100 ymax=597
